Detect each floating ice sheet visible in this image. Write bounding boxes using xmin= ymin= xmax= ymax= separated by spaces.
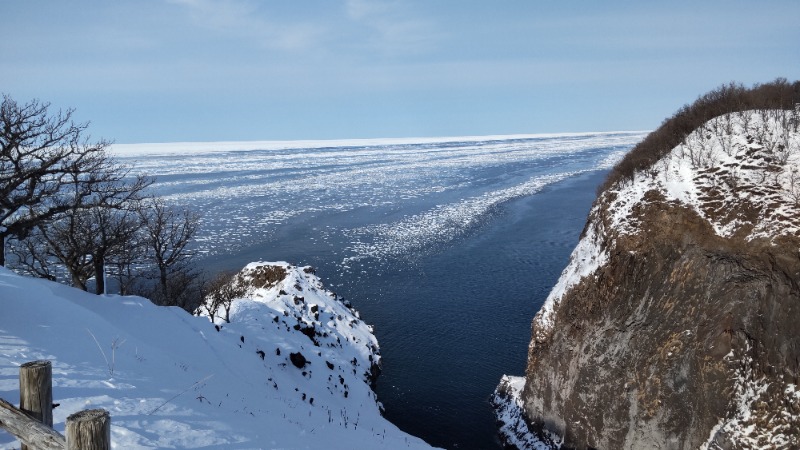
xmin=115 ymin=133 xmax=646 ymax=262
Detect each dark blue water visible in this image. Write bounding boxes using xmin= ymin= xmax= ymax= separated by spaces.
xmin=365 ymin=171 xmax=602 ymax=449
xmin=116 ymin=134 xmax=642 ymax=449
xmin=203 ymin=170 xmax=604 ymax=449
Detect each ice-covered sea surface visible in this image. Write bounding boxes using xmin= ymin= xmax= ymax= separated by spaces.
xmin=113 ymin=132 xmax=646 ymax=449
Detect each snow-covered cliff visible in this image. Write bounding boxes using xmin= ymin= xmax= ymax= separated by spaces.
xmin=494 ymin=108 xmax=800 ymax=449
xmin=0 ymin=262 xmax=433 ymax=449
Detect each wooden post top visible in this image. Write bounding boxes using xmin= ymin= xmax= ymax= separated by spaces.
xmin=20 ymin=360 xmax=52 ymax=368
xmin=66 ymin=409 xmax=110 ymax=423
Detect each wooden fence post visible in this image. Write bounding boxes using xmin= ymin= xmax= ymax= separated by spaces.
xmin=66 ymin=409 xmax=110 ymax=450
xmin=1 ymin=360 xmax=112 ymax=449
xmin=20 ymin=360 xmax=53 ymax=450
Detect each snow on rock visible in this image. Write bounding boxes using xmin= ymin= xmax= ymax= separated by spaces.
xmin=601 ymin=111 xmax=800 ymax=448
xmin=490 ymin=376 xmax=561 ymax=450
xmin=196 ymin=262 xmax=382 ymax=388
xmin=606 ymin=110 xmax=800 ymax=241
xmin=531 ymin=109 xmax=800 ymax=348
xmin=0 ymin=264 xmax=433 ymax=449
xmin=530 ymin=218 xmax=608 ymax=343
xmin=702 ymin=342 xmax=800 ymax=450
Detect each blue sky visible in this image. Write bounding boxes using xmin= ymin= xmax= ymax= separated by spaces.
xmin=1 ymin=0 xmax=798 ymax=144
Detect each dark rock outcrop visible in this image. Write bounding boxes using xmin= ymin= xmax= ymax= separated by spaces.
xmin=290 ymin=351 xmax=308 ymax=369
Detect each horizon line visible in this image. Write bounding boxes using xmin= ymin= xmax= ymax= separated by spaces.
xmin=110 ymin=130 xmax=650 ymax=156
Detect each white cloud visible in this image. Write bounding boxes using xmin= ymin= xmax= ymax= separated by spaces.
xmin=164 ymin=0 xmax=442 ymax=58
xmin=167 ymin=0 xmax=325 ymax=51
xmin=345 ymin=0 xmax=394 ymax=20
xmin=344 ymin=0 xmax=442 ymax=55
xmin=169 ymin=0 xmax=258 ymax=30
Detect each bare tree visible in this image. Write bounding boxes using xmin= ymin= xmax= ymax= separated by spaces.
xmin=34 ymin=208 xmax=96 ymax=290
xmin=786 ymin=167 xmax=800 ymax=207
xmin=198 ymin=271 xmax=245 ymax=323
xmin=194 ymin=272 xmax=219 ymax=322
xmin=10 ymin=154 xmax=151 ymax=292
xmin=88 ymin=206 xmax=145 ymax=294
xmin=139 ymin=198 xmax=200 ymax=306
xmin=0 ymin=95 xmax=113 ymax=266
xmin=2 ymin=94 xmax=210 ymax=305
xmin=27 ymin=203 xmax=146 ymax=293
xmin=7 ymin=228 xmax=60 ymax=281
xmin=107 ymin=227 xmax=149 ymax=296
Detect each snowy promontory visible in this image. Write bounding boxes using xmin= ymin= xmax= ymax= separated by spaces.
xmin=0 ymin=262 xmax=433 ymax=449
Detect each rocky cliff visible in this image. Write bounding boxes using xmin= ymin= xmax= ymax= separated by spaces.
xmin=494 ymin=105 xmax=800 ymax=449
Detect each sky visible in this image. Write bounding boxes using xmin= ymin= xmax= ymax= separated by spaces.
xmin=1 ymin=0 xmax=798 ymax=144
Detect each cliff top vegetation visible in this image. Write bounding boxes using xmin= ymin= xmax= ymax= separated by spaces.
xmin=601 ymin=78 xmax=800 ymax=193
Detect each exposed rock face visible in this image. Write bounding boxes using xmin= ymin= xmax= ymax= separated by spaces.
xmin=496 ymin=110 xmax=800 ymax=449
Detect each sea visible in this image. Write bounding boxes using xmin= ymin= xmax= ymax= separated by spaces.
xmin=113 ymin=132 xmax=646 ymax=449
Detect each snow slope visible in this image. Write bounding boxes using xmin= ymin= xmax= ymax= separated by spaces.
xmin=0 ymin=263 xmax=433 ymax=449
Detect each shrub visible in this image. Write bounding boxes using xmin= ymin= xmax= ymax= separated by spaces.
xmin=600 ymin=78 xmax=800 ymax=193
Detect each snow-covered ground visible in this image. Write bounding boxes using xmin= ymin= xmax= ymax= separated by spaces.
xmin=0 ymin=263 xmax=434 ymax=449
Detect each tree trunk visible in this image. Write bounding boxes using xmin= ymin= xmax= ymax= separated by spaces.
xmin=159 ymin=265 xmax=168 ymax=304
xmin=71 ymin=271 xmax=87 ymax=291
xmin=94 ymin=256 xmax=105 ymax=295
xmin=223 ymin=302 xmax=232 ymax=323
xmin=0 ymin=234 xmax=5 ymax=267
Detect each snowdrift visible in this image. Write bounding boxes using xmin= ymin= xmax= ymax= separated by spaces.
xmin=0 ymin=263 xmax=433 ymax=449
